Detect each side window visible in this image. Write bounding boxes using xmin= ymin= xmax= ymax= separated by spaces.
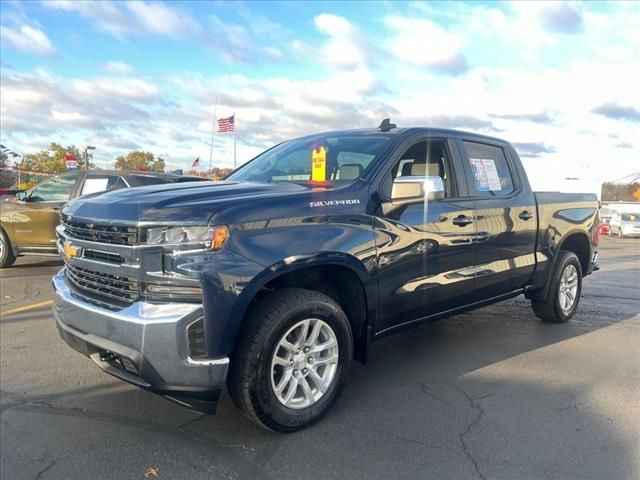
xmin=114 ymin=177 xmax=129 ymax=189
xmin=29 ymin=174 xmax=79 ymax=202
xmin=462 ymin=141 xmax=515 ymax=196
xmin=384 ymin=140 xmax=457 ymax=199
xmin=81 ymin=175 xmax=122 ymax=195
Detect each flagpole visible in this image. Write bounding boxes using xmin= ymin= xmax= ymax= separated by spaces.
xmin=208 ymin=96 xmax=217 ymax=175
xmin=233 ymin=112 xmax=237 ymax=170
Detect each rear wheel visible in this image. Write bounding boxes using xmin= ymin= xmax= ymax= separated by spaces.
xmin=228 ymin=288 xmax=353 ymax=432
xmin=0 ymin=229 xmax=16 ymax=268
xmin=531 ymin=251 xmax=582 ymax=323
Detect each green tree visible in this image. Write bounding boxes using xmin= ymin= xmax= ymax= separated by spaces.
xmin=20 ymin=143 xmax=93 ymax=173
xmin=209 ymin=167 xmax=233 ymax=180
xmin=114 ymin=151 xmax=164 ymax=172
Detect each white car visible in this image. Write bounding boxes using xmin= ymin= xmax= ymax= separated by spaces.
xmin=609 ymin=211 xmax=640 ymax=238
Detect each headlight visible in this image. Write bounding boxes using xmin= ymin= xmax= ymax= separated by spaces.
xmin=144 ymin=225 xmax=229 ymax=250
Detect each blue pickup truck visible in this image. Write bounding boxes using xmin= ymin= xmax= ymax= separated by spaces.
xmin=52 ymin=121 xmax=599 ymax=431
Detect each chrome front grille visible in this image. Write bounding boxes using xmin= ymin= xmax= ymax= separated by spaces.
xmin=65 ymin=263 xmax=139 ymax=307
xmin=61 ymin=216 xmax=138 ymax=245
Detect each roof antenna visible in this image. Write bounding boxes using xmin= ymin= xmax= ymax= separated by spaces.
xmin=377 ymin=118 xmax=396 ymax=132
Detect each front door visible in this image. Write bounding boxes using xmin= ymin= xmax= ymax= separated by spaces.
xmin=373 ymin=138 xmax=477 ymax=333
xmin=12 ymin=173 xmax=81 ymax=248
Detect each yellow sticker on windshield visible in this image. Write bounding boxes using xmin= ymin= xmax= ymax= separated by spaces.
xmin=311 ymin=146 xmax=327 ymax=182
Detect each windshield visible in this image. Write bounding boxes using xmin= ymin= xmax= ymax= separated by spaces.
xmin=228 ymin=134 xmax=392 ymax=185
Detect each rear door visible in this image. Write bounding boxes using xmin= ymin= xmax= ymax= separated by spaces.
xmin=373 ymin=136 xmax=477 ymax=332
xmin=456 ymin=139 xmax=537 ymax=300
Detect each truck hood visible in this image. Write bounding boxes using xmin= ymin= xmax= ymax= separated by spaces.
xmin=62 ymin=181 xmax=309 ymax=224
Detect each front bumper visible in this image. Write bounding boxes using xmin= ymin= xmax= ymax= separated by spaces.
xmin=52 ymin=269 xmax=229 ymax=413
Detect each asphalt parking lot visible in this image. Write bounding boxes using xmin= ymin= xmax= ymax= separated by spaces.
xmin=1 ymin=237 xmax=638 ymax=480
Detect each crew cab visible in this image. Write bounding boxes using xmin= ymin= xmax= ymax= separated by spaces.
xmin=52 ymin=123 xmax=599 ymax=431
xmin=0 ymin=170 xmax=206 ymax=267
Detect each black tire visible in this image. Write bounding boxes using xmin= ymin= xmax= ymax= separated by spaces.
xmin=228 ymin=288 xmax=353 ymax=432
xmin=0 ymin=229 xmax=16 ymax=268
xmin=531 ymin=251 xmax=582 ymax=323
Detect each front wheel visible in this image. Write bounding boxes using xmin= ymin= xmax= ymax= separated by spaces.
xmin=531 ymin=251 xmax=582 ymax=323
xmin=0 ymin=229 xmax=17 ymax=268
xmin=228 ymin=288 xmax=353 ymax=432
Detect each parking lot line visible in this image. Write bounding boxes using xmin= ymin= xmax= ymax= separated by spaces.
xmin=1 ymin=300 xmax=53 ymax=317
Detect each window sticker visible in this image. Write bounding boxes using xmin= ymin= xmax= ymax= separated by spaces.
xmin=82 ymin=178 xmax=110 ymax=194
xmin=311 ymin=145 xmax=328 ymax=182
xmin=470 ymin=158 xmax=502 ymax=191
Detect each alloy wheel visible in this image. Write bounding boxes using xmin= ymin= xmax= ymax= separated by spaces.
xmin=558 ymin=264 xmax=579 ymax=312
xmin=270 ymin=318 xmax=339 ymax=409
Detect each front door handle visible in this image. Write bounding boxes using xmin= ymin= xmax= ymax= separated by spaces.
xmin=452 ymin=215 xmax=474 ymax=227
xmin=519 ymin=211 xmax=534 ymax=221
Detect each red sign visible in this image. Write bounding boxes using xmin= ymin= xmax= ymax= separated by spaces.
xmin=64 ymin=155 xmax=77 ymax=162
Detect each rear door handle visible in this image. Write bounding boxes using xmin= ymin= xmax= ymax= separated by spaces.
xmin=452 ymin=215 xmax=474 ymax=227
xmin=519 ymin=211 xmax=534 ymax=221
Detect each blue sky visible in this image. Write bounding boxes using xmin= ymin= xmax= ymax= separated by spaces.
xmin=1 ymin=0 xmax=638 ymax=190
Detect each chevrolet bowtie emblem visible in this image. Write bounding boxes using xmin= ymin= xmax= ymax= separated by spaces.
xmin=63 ymin=241 xmax=81 ymax=259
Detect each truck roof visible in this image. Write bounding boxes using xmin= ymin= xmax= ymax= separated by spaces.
xmin=295 ymin=126 xmax=509 ymax=145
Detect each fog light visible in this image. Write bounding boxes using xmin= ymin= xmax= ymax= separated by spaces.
xmin=187 ymin=317 xmax=206 ymax=358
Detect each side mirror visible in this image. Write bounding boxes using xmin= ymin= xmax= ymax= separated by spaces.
xmin=16 ymin=191 xmax=28 ymax=201
xmin=391 ymin=176 xmax=445 ymax=202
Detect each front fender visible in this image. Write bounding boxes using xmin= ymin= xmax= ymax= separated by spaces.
xmin=207 ymin=250 xmax=377 ymax=358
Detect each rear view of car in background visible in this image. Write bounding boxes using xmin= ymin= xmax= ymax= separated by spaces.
xmin=0 ymin=170 xmax=208 ymax=268
xmin=598 ymin=207 xmax=615 ymax=235
xmin=609 ymin=211 xmax=640 ymax=238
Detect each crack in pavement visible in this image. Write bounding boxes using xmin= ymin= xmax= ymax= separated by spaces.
xmin=420 ymin=382 xmax=451 ymax=406
xmin=34 ymin=459 xmax=56 ymax=480
xmin=179 ymin=414 xmax=207 ymax=429
xmin=457 ymin=387 xmax=492 ymax=480
xmin=557 ymin=401 xmax=586 ymax=412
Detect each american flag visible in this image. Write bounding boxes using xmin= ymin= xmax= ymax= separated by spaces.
xmin=217 ymin=115 xmax=235 ymax=133
xmin=192 ymin=157 xmax=200 ymax=167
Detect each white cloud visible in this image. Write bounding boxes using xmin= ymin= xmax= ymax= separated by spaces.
xmin=43 ymin=0 xmax=200 ymax=39
xmin=103 ymin=61 xmax=134 ymax=75
xmin=314 ymin=14 xmax=370 ymax=69
xmin=125 ymin=1 xmax=202 ymax=38
xmin=383 ymin=16 xmax=468 ymax=75
xmin=0 ymin=24 xmax=55 ymax=56
xmin=44 ymin=0 xmax=134 ymax=39
xmin=534 ymin=1 xmax=584 ymax=34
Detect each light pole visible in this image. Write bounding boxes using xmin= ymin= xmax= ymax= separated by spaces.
xmin=84 ymin=145 xmax=96 ymax=170
xmin=13 ymin=153 xmax=22 ymax=186
xmin=155 ymin=154 xmax=168 ymax=172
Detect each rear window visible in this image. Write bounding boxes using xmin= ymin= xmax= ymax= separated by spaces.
xmin=462 ymin=141 xmax=515 ymax=197
xmin=622 ymin=213 xmax=639 ymax=221
xmin=131 ymin=175 xmax=176 ymax=186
